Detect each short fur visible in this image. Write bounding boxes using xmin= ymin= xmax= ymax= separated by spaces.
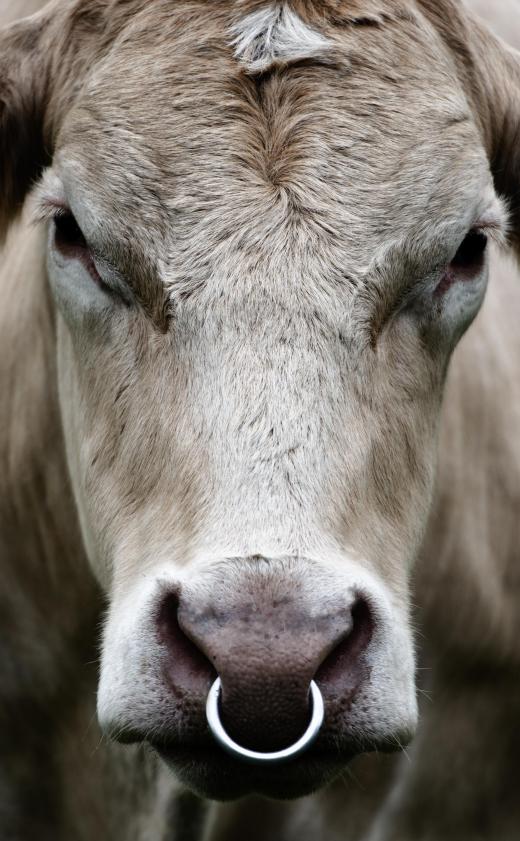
xmin=1 ymin=1 xmax=520 ymax=839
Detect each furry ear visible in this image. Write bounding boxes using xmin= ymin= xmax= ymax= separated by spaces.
xmin=0 ymin=11 xmax=53 ymax=241
xmin=468 ymin=23 xmax=520 ymax=249
xmin=418 ymin=0 xmax=520 ymax=251
xmin=0 ymin=1 xmax=116 ymax=243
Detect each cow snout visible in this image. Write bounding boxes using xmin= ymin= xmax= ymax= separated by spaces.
xmin=157 ymin=585 xmax=373 ymax=753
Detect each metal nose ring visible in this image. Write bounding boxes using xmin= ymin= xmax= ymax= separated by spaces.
xmin=206 ymin=677 xmax=324 ymax=765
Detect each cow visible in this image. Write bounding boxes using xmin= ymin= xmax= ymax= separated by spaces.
xmin=1 ymin=0 xmax=520 ymax=839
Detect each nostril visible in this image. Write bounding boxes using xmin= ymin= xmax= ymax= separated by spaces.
xmin=157 ymin=592 xmax=216 ymax=693
xmin=316 ymin=599 xmax=373 ymax=693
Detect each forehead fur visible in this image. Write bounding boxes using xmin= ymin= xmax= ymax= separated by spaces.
xmin=51 ymin=0 xmax=491 ymax=304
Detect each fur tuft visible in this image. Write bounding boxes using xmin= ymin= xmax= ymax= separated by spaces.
xmin=230 ymin=4 xmax=331 ymax=73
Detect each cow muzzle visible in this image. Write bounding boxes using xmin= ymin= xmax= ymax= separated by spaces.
xmin=157 ymin=573 xmax=373 ymax=755
xmin=98 ymin=557 xmax=417 ymax=799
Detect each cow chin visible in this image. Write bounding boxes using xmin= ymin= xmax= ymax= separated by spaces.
xmin=152 ymin=713 xmax=415 ymax=801
xmin=97 ymin=557 xmax=418 ymax=800
xmin=156 ymin=746 xmax=351 ymax=801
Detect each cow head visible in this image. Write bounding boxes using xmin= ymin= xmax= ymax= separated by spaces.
xmin=1 ymin=0 xmax=518 ymax=800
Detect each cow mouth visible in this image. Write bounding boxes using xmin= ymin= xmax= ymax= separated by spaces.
xmin=152 ymin=739 xmax=354 ymax=800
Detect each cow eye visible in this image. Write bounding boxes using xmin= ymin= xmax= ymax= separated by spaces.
xmin=53 ymin=210 xmax=88 ymax=253
xmin=433 ymin=228 xmax=489 ymax=300
xmin=52 ymin=210 xmax=109 ymax=289
xmin=450 ymin=229 xmax=488 ymax=273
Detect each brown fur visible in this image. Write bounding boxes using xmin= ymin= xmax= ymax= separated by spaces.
xmin=2 ymin=1 xmax=520 ymax=839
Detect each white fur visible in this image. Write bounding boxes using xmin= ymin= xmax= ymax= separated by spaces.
xmin=231 ymin=4 xmax=331 ymax=73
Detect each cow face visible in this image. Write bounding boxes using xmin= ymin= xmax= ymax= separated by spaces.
xmin=0 ymin=0 xmax=516 ymax=800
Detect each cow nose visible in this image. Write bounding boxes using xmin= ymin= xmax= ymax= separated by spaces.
xmin=158 ymin=587 xmax=372 ymax=753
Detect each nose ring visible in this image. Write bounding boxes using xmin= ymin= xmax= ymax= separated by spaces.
xmin=206 ymin=677 xmax=324 ymax=764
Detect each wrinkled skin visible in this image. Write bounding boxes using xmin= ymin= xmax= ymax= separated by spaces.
xmin=1 ymin=0 xmax=520 ymax=839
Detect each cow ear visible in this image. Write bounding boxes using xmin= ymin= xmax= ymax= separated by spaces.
xmin=0 ymin=3 xmax=114 ymax=244
xmin=0 ymin=12 xmax=54 ymax=242
xmin=467 ymin=23 xmax=520 ymax=251
xmin=419 ymin=1 xmax=520 ymax=251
